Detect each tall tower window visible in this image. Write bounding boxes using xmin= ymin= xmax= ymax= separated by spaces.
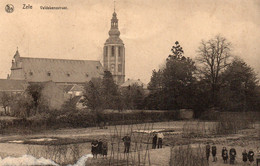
xmin=118 ymin=64 xmax=122 ymax=72
xmin=104 ymin=46 xmax=108 ymax=57
xmin=106 ymin=46 xmax=108 ymax=57
xmin=118 ymin=47 xmax=121 ymax=57
xmin=111 ymin=46 xmax=114 ymax=57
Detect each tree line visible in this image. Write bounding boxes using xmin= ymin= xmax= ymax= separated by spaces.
xmin=82 ymin=35 xmax=259 ymax=117
xmin=146 ymin=35 xmax=259 ymax=116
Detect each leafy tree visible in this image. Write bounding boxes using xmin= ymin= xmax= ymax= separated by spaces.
xmin=0 ymin=92 xmax=12 ymax=115
xmin=102 ymin=71 xmax=120 ymax=109
xmin=26 ymin=83 xmax=44 ymax=109
xmin=163 ymin=41 xmax=196 ymax=109
xmin=196 ymin=35 xmax=232 ymax=105
xmin=11 ymin=94 xmax=34 ymax=118
xmin=147 ymin=41 xmax=196 ymax=110
xmin=83 ymin=71 xmax=120 ymax=111
xmin=121 ymin=83 xmax=145 ymax=110
xmin=82 ymin=78 xmax=104 ymax=111
xmin=148 ymin=69 xmax=163 ymax=92
xmin=219 ymin=58 xmax=260 ymax=111
xmin=82 ymin=78 xmax=107 ymax=126
xmin=61 ymin=97 xmax=78 ymax=113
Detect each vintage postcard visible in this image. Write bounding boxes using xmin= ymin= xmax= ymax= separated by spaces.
xmin=0 ymin=0 xmax=259 ymax=165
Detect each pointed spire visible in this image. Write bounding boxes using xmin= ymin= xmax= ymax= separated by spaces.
xmin=114 ymin=0 xmax=116 ymax=12
xmin=14 ymin=46 xmax=20 ymax=58
xmin=110 ymin=2 xmax=119 ymax=30
xmin=107 ymin=1 xmax=122 ymax=42
xmin=16 ymin=46 xmax=19 ymax=54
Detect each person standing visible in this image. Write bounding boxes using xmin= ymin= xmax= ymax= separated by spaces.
xmin=122 ymin=134 xmax=131 ymax=153
xmin=206 ymin=142 xmax=210 ymax=162
xmin=152 ymin=133 xmax=157 ymax=149
xmin=212 ymin=145 xmax=217 ymax=162
xmin=222 ymin=147 xmax=228 ymax=163
xmin=257 ymin=147 xmax=260 ymax=166
xmin=157 ymin=132 xmax=164 ymax=149
xmin=230 ymin=147 xmax=237 ymax=164
xmin=97 ymin=139 xmax=103 ymax=156
xmin=102 ymin=140 xmax=108 ymax=158
xmin=248 ymin=149 xmax=254 ymax=165
xmin=91 ymin=139 xmax=99 ymax=159
xmin=242 ymin=149 xmax=248 ymax=165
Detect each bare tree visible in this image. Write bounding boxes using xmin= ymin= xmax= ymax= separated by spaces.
xmin=196 ymin=35 xmax=232 ymax=105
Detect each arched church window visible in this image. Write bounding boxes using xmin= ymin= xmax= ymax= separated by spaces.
xmin=47 ymin=72 xmax=51 ymax=76
xmin=118 ymin=47 xmax=121 ymax=57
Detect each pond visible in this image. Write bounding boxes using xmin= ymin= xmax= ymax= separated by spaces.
xmin=0 ymin=141 xmax=93 ymax=165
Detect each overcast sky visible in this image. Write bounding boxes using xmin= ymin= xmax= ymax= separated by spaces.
xmin=0 ymin=0 xmax=259 ymax=83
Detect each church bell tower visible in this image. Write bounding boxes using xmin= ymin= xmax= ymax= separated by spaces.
xmin=103 ymin=6 xmax=125 ymax=85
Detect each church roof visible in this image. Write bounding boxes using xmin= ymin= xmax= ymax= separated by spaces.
xmin=11 ymin=54 xmax=103 ymax=83
xmin=0 ymin=79 xmax=28 ymax=92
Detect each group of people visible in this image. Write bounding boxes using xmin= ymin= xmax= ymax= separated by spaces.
xmin=91 ymin=139 xmax=108 ymax=158
xmin=242 ymin=149 xmax=256 ymax=165
xmin=91 ymin=132 xmax=165 ymax=159
xmin=206 ymin=142 xmax=255 ymax=165
xmin=91 ymin=135 xmax=132 ymax=158
xmin=152 ymin=132 xmax=164 ymax=149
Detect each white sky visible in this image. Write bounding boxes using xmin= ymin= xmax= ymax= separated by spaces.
xmin=0 ymin=0 xmax=259 ymax=83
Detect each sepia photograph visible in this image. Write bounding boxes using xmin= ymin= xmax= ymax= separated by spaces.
xmin=0 ymin=0 xmax=259 ymax=165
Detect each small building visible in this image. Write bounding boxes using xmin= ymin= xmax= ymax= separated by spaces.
xmin=121 ymin=79 xmax=148 ymax=89
xmin=0 ymin=79 xmax=28 ymax=95
xmin=120 ymin=79 xmax=149 ymax=95
xmin=63 ymin=84 xmax=84 ymax=98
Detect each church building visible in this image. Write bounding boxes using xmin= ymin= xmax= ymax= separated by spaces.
xmin=9 ymin=50 xmax=103 ymax=85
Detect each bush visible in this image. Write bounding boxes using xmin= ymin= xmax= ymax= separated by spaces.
xmin=56 ymin=110 xmax=95 ymax=128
